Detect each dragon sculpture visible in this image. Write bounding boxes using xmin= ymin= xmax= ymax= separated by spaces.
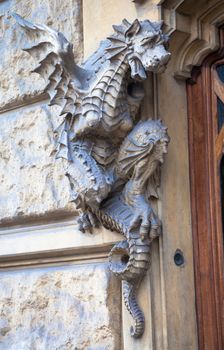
xmin=13 ymin=13 xmax=170 ymax=338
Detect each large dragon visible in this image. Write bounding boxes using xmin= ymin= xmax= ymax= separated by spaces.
xmin=14 ymin=13 xmax=170 ymax=338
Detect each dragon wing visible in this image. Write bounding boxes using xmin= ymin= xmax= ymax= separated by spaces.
xmin=146 ymin=166 xmax=161 ymax=199
xmin=13 ymin=13 xmax=89 ymax=160
xmin=13 ymin=13 xmax=80 ymax=115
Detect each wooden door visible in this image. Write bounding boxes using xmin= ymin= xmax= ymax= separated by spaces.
xmin=187 ymin=30 xmax=224 ymax=350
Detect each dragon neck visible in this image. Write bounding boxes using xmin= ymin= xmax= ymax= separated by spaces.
xmin=103 ymin=54 xmax=130 ymax=106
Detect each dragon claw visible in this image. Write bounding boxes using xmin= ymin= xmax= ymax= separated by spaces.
xmin=77 ymin=212 xmax=99 ymax=233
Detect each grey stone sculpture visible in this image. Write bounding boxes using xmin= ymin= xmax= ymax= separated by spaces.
xmin=13 ymin=13 xmax=170 ymax=338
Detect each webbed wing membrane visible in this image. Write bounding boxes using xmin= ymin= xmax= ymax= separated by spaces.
xmin=13 ymin=13 xmax=79 ymax=116
xmin=147 ymin=166 xmax=161 ymax=199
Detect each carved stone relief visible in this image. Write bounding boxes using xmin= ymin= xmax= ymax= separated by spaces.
xmin=13 ymin=13 xmax=170 ymax=338
xmin=161 ymin=0 xmax=224 ymax=79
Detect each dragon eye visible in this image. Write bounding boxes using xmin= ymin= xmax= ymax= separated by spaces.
xmin=127 ymin=32 xmax=134 ymax=38
xmin=141 ymin=37 xmax=151 ymax=45
xmin=141 ymin=34 xmax=159 ymax=46
xmin=154 ymin=35 xmax=162 ymax=44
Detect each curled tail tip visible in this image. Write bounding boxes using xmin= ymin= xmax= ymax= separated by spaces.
xmin=130 ymin=324 xmax=145 ymax=338
xmin=123 ymin=280 xmax=145 ymax=338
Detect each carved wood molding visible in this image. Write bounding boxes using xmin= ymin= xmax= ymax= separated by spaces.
xmin=161 ymin=0 xmax=224 ymax=78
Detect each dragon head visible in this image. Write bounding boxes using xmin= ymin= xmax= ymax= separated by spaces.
xmin=107 ymin=19 xmax=170 ymax=80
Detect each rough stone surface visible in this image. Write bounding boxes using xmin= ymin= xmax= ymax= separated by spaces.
xmin=0 ymin=0 xmax=83 ymax=110
xmin=0 ymin=263 xmax=121 ymax=350
xmin=0 ymin=103 xmax=75 ymax=223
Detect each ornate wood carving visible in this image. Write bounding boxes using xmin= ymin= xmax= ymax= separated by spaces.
xmin=13 ymin=13 xmax=170 ymax=338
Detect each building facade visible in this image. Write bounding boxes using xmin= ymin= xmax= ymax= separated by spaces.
xmin=0 ymin=0 xmax=223 ymax=349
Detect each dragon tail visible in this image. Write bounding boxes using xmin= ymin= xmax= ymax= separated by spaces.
xmin=123 ymin=279 xmax=145 ymax=338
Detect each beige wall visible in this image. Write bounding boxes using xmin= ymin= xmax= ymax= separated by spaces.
xmin=158 ymin=39 xmax=197 ymax=349
xmin=83 ymin=0 xmax=160 ymax=58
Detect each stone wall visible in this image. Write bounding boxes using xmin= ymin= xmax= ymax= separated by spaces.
xmin=0 ymin=0 xmax=83 ymax=224
xmin=0 ymin=2 xmax=125 ymax=348
xmin=0 ymin=2 xmax=125 ymax=349
xmin=0 ymin=104 xmax=74 ymax=224
xmin=0 ymin=0 xmax=83 ymax=110
xmin=0 ymin=263 xmax=121 ymax=350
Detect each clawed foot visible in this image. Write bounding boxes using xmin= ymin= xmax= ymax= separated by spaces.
xmin=77 ymin=211 xmax=99 ymax=233
xmin=128 ymin=198 xmax=161 ymax=241
xmin=130 ymin=207 xmax=161 ymax=241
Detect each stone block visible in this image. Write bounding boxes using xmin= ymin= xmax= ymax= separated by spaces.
xmin=0 ymin=263 xmax=121 ymax=349
xmin=0 ymin=0 xmax=83 ymax=111
xmin=0 ymin=103 xmax=75 ymax=223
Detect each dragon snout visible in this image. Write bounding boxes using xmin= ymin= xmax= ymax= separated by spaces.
xmin=153 ymin=51 xmax=170 ymax=66
xmin=148 ymin=52 xmax=170 ymax=73
xmin=153 ymin=56 xmax=160 ymax=63
xmin=160 ymin=52 xmax=171 ymax=66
